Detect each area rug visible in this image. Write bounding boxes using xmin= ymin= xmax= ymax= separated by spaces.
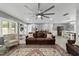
xmin=5 ymin=44 xmax=70 ymax=56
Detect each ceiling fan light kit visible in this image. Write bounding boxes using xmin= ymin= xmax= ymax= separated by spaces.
xmin=37 ymin=15 xmax=41 ymax=18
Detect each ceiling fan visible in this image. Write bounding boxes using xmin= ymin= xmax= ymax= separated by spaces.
xmin=24 ymin=3 xmax=55 ymax=20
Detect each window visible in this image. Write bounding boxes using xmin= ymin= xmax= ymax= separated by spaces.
xmin=1 ymin=20 xmax=17 ymax=35
xmin=2 ymin=20 xmax=9 ymax=35
xmin=10 ymin=22 xmax=16 ymax=34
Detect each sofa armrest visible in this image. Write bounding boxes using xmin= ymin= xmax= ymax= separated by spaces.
xmin=66 ymin=43 xmax=79 ymax=56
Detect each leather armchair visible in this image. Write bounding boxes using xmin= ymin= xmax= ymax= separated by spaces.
xmin=66 ymin=43 xmax=79 ymax=56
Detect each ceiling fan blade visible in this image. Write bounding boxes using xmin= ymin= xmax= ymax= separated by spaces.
xmin=43 ymin=13 xmax=55 ymax=15
xmin=43 ymin=15 xmax=50 ymax=18
xmin=24 ymin=5 xmax=36 ymax=13
xmin=41 ymin=5 xmax=55 ymax=14
xmin=38 ymin=3 xmax=40 ymax=12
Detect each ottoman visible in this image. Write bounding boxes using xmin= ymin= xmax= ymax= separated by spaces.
xmin=0 ymin=45 xmax=7 ymax=55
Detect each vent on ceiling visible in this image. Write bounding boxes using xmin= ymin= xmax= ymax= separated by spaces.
xmin=63 ymin=13 xmax=69 ymax=16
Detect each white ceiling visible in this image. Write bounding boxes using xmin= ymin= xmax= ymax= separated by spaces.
xmin=0 ymin=3 xmax=77 ymax=23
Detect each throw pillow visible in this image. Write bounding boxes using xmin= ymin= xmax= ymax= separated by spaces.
xmin=75 ymin=39 xmax=79 ymax=45
xmin=47 ymin=34 xmax=52 ymax=38
xmin=28 ymin=34 xmax=33 ymax=38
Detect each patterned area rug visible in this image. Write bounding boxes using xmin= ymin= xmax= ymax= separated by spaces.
xmin=5 ymin=44 xmax=70 ymax=56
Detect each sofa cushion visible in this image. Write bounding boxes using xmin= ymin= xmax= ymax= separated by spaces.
xmin=4 ymin=34 xmax=17 ymax=40
xmin=9 ymin=39 xmax=18 ymax=43
xmin=4 ymin=35 xmax=11 ymax=40
xmin=9 ymin=34 xmax=17 ymax=40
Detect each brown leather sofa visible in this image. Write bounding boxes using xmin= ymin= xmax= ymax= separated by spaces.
xmin=26 ymin=36 xmax=55 ymax=45
xmin=25 ymin=31 xmax=55 ymax=45
xmin=66 ymin=43 xmax=79 ymax=56
xmin=66 ymin=39 xmax=79 ymax=56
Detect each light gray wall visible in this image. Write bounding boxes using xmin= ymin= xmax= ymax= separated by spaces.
xmin=0 ymin=10 xmax=26 ymax=24
xmin=76 ymin=8 xmax=79 ymax=39
xmin=53 ymin=23 xmax=74 ymax=31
